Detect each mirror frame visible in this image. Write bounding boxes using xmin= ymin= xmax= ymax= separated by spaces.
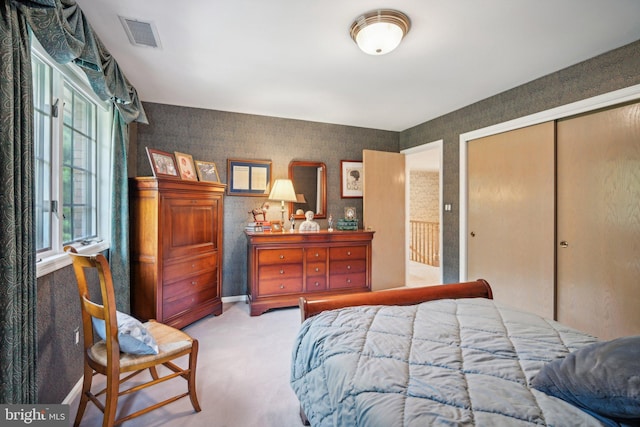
xmin=288 ymin=161 xmax=327 ymax=220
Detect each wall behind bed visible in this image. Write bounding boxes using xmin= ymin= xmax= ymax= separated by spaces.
xmin=399 ymin=38 xmax=640 ymax=282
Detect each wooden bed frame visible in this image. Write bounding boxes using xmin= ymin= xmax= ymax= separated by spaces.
xmin=299 ymin=279 xmax=493 ymax=321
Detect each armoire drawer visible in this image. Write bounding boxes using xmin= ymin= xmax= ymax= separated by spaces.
xmin=163 ymin=270 xmax=216 ymax=300
xmin=163 ymin=253 xmax=217 ymax=283
xmin=163 ymin=286 xmax=217 ymax=319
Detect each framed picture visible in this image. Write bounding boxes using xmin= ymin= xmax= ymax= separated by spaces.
xmin=341 ymin=160 xmax=363 ymax=198
xmin=227 ymin=158 xmax=272 ymax=196
xmin=345 ymin=207 xmax=357 ymax=220
xmin=146 ymin=147 xmax=179 ymax=179
xmin=194 ymin=160 xmax=221 ymax=182
xmin=270 ymin=220 xmax=282 ymax=232
xmin=174 ymin=151 xmax=198 ymax=181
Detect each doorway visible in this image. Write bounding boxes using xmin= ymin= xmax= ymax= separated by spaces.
xmin=402 ymin=141 xmax=443 ymax=287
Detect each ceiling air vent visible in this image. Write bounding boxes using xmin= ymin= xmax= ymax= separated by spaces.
xmin=119 ymin=16 xmax=161 ymax=49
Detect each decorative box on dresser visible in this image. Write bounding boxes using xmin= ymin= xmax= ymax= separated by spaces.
xmin=130 ymin=177 xmax=225 ymax=329
xmin=245 ymin=230 xmax=375 ymax=316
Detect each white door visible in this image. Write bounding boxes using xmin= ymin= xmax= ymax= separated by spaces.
xmin=363 ymin=149 xmax=406 ymax=291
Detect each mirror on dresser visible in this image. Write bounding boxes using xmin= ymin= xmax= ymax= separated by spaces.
xmin=288 ymin=161 xmax=327 ymax=219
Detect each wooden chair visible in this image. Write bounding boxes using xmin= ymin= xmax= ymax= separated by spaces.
xmin=65 ymin=246 xmax=201 ymax=426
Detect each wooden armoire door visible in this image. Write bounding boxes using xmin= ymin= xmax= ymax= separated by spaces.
xmin=467 ymin=122 xmax=555 ymax=319
xmin=556 ymin=102 xmax=640 ymax=339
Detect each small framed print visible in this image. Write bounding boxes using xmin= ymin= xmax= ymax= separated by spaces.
xmin=146 ymin=147 xmax=179 ymax=179
xmin=175 ymin=151 xmax=198 ymax=181
xmin=345 ymin=207 xmax=357 ymax=220
xmin=270 ymin=220 xmax=282 ymax=232
xmin=341 ymin=160 xmax=363 ymax=198
xmin=195 ymin=160 xmax=221 ymax=182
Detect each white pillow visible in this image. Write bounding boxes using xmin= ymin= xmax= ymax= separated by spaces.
xmin=92 ymin=311 xmax=159 ymax=355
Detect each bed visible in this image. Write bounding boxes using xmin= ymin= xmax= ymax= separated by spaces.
xmin=290 ymin=280 xmax=640 ymax=427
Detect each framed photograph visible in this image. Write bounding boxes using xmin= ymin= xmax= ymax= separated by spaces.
xmin=270 ymin=220 xmax=282 ymax=232
xmin=174 ymin=151 xmax=198 ymax=181
xmin=341 ymin=160 xmax=363 ymax=198
xmin=345 ymin=207 xmax=357 ymax=220
xmin=146 ymin=147 xmax=179 ymax=179
xmin=195 ymin=160 xmax=221 ymax=182
xmin=227 ymin=158 xmax=272 ymax=196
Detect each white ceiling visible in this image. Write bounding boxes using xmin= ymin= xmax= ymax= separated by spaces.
xmin=76 ymin=0 xmax=640 ymax=132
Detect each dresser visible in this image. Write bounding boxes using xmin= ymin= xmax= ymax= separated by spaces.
xmin=245 ymin=230 xmax=374 ymax=315
xmin=130 ymin=177 xmax=225 ymax=329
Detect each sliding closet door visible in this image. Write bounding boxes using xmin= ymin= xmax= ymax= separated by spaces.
xmin=467 ymin=122 xmax=555 ymax=318
xmin=556 ymin=102 xmax=640 ymax=340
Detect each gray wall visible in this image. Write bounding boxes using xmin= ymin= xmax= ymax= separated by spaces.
xmin=133 ymin=106 xmax=399 ymax=296
xmin=400 ymin=39 xmax=640 ymax=282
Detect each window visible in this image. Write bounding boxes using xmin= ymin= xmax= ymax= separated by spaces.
xmin=32 ymin=41 xmax=112 ymax=277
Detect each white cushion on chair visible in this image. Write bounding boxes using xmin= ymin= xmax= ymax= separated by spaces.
xmin=92 ymin=311 xmax=159 ymax=355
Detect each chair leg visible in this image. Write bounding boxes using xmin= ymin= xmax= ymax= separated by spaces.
xmin=102 ymin=374 xmax=119 ymax=427
xmin=74 ymin=364 xmax=94 ymax=427
xmin=149 ymin=366 xmax=159 ymax=380
xmin=188 ymin=340 xmax=201 ymax=412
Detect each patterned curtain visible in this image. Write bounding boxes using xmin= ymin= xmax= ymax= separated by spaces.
xmin=0 ymin=0 xmax=146 ymax=402
xmin=0 ymin=1 xmax=37 ymax=404
xmin=13 ymin=0 xmax=148 ymax=311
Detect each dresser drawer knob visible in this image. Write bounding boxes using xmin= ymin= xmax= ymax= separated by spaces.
xmin=191 ymin=264 xmax=196 ymax=268
xmin=279 ymin=269 xmax=284 ymax=274
xmin=314 ymin=252 xmax=319 ymax=257
xmin=314 ymin=282 xmax=320 ymax=287
xmin=347 ymin=265 xmax=351 ymax=270
xmin=279 ymin=284 xmax=285 ymax=289
xmin=315 ymin=267 xmax=319 ymax=272
xmin=347 ymin=251 xmax=351 ymax=256
xmin=346 ymin=279 xmax=351 ymax=284
xmin=191 ymin=281 xmax=198 ymax=286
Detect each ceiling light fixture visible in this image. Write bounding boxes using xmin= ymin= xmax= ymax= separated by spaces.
xmin=350 ymin=9 xmax=411 ymax=55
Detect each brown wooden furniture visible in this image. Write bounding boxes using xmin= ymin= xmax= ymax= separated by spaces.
xmin=65 ymin=247 xmax=201 ymax=427
xmin=245 ymin=230 xmax=374 ymax=316
xmin=299 ymin=279 xmax=493 ymax=321
xmin=130 ymin=177 xmax=225 ymax=329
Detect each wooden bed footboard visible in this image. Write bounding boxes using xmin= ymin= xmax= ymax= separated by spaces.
xmin=299 ymin=279 xmax=493 ymax=321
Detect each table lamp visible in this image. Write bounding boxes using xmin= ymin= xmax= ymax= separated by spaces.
xmin=268 ymin=179 xmax=298 ymax=232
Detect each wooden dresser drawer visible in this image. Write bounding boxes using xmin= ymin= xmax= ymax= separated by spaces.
xmin=163 ymin=253 xmax=217 ymax=283
xmin=258 ymin=248 xmax=303 ymax=265
xmin=258 ymin=277 xmax=304 ymax=296
xmin=329 ymin=246 xmax=366 ymax=261
xmin=258 ymin=264 xmax=303 ymax=280
xmin=306 ymin=261 xmax=326 ymax=276
xmin=305 ymin=247 xmax=327 ymax=261
xmin=306 ymin=277 xmax=327 ymax=292
xmin=330 ymin=259 xmax=366 ymax=275
xmin=330 ymin=273 xmax=367 ymax=290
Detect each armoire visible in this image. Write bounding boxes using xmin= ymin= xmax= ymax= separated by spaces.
xmin=466 ymin=101 xmax=639 ymax=340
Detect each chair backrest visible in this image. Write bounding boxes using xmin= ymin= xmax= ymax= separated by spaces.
xmin=65 ymin=246 xmax=121 ymax=361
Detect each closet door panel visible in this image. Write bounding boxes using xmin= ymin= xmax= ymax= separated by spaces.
xmin=557 ymin=102 xmax=640 ymax=339
xmin=467 ymin=122 xmax=555 ymax=318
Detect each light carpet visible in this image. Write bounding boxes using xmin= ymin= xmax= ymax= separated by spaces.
xmin=67 ymin=301 xmax=304 ymax=427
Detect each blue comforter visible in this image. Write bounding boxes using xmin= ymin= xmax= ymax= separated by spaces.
xmin=291 ymin=297 xmax=605 ymax=426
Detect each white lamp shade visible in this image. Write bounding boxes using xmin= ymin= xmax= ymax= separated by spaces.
xmin=268 ymin=179 xmax=298 ymax=202
xmin=356 ymin=22 xmax=404 ymax=55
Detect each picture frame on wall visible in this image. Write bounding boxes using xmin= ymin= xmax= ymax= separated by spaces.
xmin=146 ymin=147 xmax=180 ymax=179
xmin=227 ymin=158 xmax=272 ymax=196
xmin=341 ymin=160 xmax=363 ymax=198
xmin=175 ymin=151 xmax=198 ymax=181
xmin=194 ymin=160 xmax=221 ymax=182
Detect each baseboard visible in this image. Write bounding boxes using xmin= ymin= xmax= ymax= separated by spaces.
xmin=222 ymin=295 xmax=248 ymax=304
